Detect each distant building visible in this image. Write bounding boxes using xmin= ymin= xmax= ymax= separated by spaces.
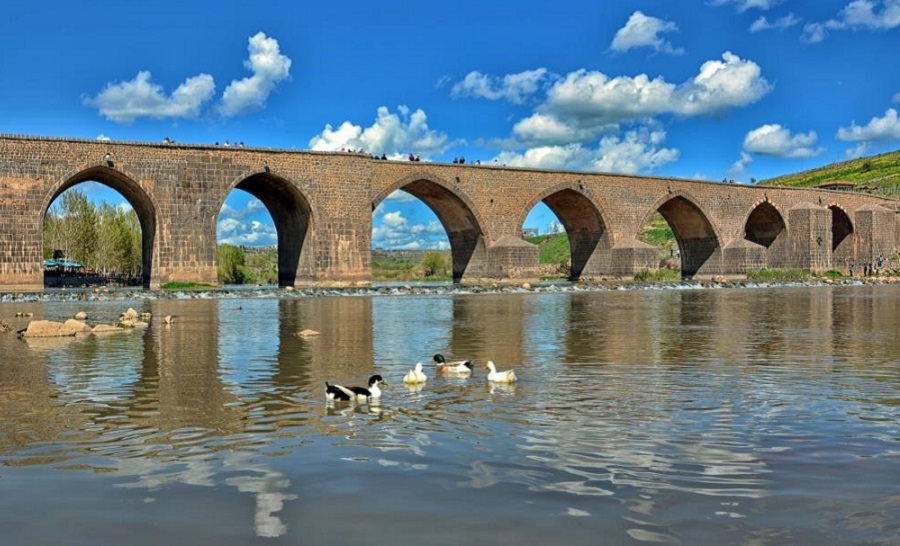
xmin=817 ymin=180 xmax=856 ymax=191
xmin=522 ymin=227 xmax=539 ymax=238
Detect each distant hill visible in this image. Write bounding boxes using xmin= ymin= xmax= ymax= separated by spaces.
xmin=761 ymin=149 xmax=900 ymax=197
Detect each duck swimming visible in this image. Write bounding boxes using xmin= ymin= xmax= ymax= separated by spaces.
xmin=403 ymin=362 xmax=428 ymax=384
xmin=486 ymin=361 xmax=517 ymax=383
xmin=325 ymin=374 xmax=386 ymax=402
xmin=432 ymin=354 xmax=474 ymax=375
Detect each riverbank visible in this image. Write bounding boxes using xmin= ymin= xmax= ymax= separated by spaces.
xmin=2 ymin=276 xmax=900 ymax=303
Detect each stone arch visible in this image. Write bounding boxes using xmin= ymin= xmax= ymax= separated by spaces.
xmin=744 ymin=200 xmax=788 ymax=268
xmin=219 ymin=170 xmax=315 ymax=286
xmin=644 ymin=192 xmax=722 ymax=277
xmin=373 ymin=173 xmax=488 ymax=281
xmin=43 ymin=164 xmax=158 ymax=288
xmin=518 ymin=183 xmax=610 ymax=280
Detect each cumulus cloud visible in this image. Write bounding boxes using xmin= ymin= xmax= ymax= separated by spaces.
xmin=803 ymin=0 xmax=900 ymax=42
xmin=218 ymin=219 xmax=277 ymax=246
xmin=83 ymin=71 xmax=215 ymax=123
xmin=508 ymin=52 xmax=770 ymax=145
xmin=743 ymin=124 xmax=824 ymax=158
xmin=611 ymin=11 xmax=683 ymax=54
xmin=309 ymin=105 xmax=456 ymax=157
xmin=894 ymin=92 xmax=900 ymax=102
xmin=750 ymin=13 xmax=802 ymax=32
xmin=836 ymin=108 xmax=900 ymax=141
xmin=493 ymin=126 xmax=679 ymax=174
xmin=217 ymin=197 xmax=275 ymax=246
xmin=372 ymin=208 xmax=449 ymax=250
xmin=709 ymin=0 xmax=783 ymax=12
xmin=450 ymin=68 xmax=549 ymax=104
xmin=220 ymin=32 xmax=292 ymax=117
xmin=84 ymin=32 xmax=290 ymax=122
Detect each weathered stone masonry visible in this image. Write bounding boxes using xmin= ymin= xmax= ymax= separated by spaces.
xmin=0 ymin=135 xmax=897 ymax=291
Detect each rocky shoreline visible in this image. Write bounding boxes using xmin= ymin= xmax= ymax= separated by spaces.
xmin=2 ymin=277 xmax=900 ymax=303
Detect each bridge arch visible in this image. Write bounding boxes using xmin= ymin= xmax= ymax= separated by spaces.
xmin=219 ymin=170 xmax=315 ymax=286
xmin=744 ymin=200 xmax=788 ymax=268
xmin=518 ymin=183 xmax=610 ymax=280
xmin=43 ymin=164 xmax=158 ymax=287
xmin=643 ymin=192 xmax=722 ymax=277
xmin=373 ymin=173 xmax=488 ymax=282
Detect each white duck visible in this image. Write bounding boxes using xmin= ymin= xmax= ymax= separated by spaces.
xmin=325 ymin=374 xmax=386 ymax=402
xmin=403 ymin=362 xmax=428 ymax=384
xmin=486 ymin=361 xmax=517 ymax=383
xmin=432 ymin=353 xmax=474 ymax=375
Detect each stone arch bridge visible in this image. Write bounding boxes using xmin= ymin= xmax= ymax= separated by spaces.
xmin=0 ymin=135 xmax=897 ymax=291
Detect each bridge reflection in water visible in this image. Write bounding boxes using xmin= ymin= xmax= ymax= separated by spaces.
xmin=0 ymin=286 xmax=899 ymax=543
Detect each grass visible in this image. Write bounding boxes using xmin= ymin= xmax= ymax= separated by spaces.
xmin=762 ymin=149 xmax=900 ymax=196
xmin=526 ymin=233 xmax=570 ymax=264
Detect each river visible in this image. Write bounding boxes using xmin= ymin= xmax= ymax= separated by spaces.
xmin=0 ymin=285 xmax=898 ymax=545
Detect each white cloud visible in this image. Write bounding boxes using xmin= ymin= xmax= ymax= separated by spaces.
xmin=372 ymin=208 xmax=449 ymax=250
xmin=750 ymin=13 xmax=801 ymax=32
xmin=611 ymin=11 xmax=683 ymax=54
xmin=893 ymin=92 xmax=900 ymax=102
xmin=801 ymin=22 xmax=828 ymax=42
xmin=83 ymin=71 xmax=215 ymax=123
xmin=710 ymin=0 xmax=783 ymax=12
xmin=509 ymin=52 xmax=770 ymax=145
xmin=309 ymin=105 xmax=456 ymax=157
xmin=836 ymin=108 xmax=900 ymax=141
xmin=728 ymin=152 xmax=754 ymax=178
xmin=217 ymin=197 xmax=276 ymax=246
xmin=743 ymin=124 xmax=824 ymax=158
xmin=96 ymin=134 xmax=111 ymax=141
xmin=845 ymin=142 xmax=871 ymax=158
xmin=220 ymin=32 xmax=292 ymax=117
xmin=803 ymin=0 xmax=900 ymax=41
xmin=450 ymin=68 xmax=549 ymax=104
xmin=493 ymin=126 xmax=679 ymax=174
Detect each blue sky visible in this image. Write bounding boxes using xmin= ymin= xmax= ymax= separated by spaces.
xmin=3 ymin=0 xmax=898 ymax=249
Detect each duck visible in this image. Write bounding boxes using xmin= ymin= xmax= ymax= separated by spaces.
xmin=486 ymin=361 xmax=517 ymax=383
xmin=403 ymin=362 xmax=428 ymax=384
xmin=325 ymin=374 xmax=386 ymax=402
xmin=432 ymin=353 xmax=474 ymax=375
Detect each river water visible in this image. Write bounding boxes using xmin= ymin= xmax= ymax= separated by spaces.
xmin=0 ymin=285 xmax=898 ymax=545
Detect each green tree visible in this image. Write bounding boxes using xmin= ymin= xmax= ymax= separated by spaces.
xmin=218 ymin=243 xmax=250 ymax=284
xmin=421 ymin=250 xmax=448 ymax=277
xmin=59 ymin=190 xmax=98 ymax=266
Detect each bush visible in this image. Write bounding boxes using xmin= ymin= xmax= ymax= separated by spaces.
xmin=634 ymin=269 xmax=680 ymax=282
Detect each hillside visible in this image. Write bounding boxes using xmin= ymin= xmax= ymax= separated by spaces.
xmin=761 ymin=149 xmax=900 ymax=196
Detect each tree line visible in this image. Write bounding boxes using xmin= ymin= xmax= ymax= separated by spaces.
xmin=43 ymin=189 xmax=142 ymax=279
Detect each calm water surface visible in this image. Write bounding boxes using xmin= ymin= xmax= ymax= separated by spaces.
xmin=0 ymin=286 xmax=898 ymax=545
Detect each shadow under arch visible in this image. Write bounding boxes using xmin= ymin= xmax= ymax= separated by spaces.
xmin=44 ymin=165 xmax=157 ymax=288
xmin=373 ymin=175 xmax=487 ymax=282
xmin=648 ymin=193 xmax=721 ymax=277
xmin=224 ymin=171 xmax=314 ymax=286
xmin=829 ymin=205 xmax=854 ymax=252
xmin=744 ymin=201 xmax=788 ymax=268
xmin=519 ymin=185 xmax=609 ymax=280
